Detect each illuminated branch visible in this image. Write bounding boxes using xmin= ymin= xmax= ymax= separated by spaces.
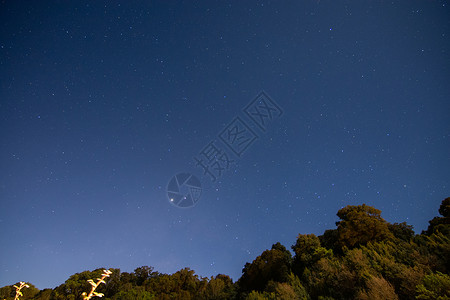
xmin=82 ymin=269 xmax=112 ymax=299
xmin=13 ymin=282 xmax=29 ymax=300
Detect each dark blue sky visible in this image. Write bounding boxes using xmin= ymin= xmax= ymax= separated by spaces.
xmin=1 ymin=0 xmax=449 ymax=289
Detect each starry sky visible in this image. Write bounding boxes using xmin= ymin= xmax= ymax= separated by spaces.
xmin=1 ymin=0 xmax=449 ymax=290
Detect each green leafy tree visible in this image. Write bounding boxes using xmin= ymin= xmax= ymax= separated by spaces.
xmin=292 ymin=234 xmax=332 ymax=277
xmin=265 ymin=274 xmax=309 ymax=300
xmin=417 ymin=198 xmax=450 ymax=273
xmin=144 ymin=267 xmax=201 ymax=299
xmin=360 ymin=240 xmax=426 ymax=300
xmin=201 ymin=274 xmax=235 ymax=300
xmin=273 ymin=282 xmax=297 ymax=300
xmin=0 ymin=285 xmax=13 ymax=299
xmin=113 ymin=286 xmax=155 ymax=300
xmin=307 ymin=254 xmax=359 ymax=299
xmin=425 ymin=231 xmax=450 ymax=272
xmin=356 ymin=275 xmax=399 ymax=300
xmin=0 ymin=282 xmax=38 ymax=300
xmin=244 ymin=290 xmax=276 ymax=300
xmin=416 ymin=272 xmax=450 ymax=299
xmin=336 ymin=204 xmax=394 ymax=249
xmin=171 ymin=267 xmax=200 ymax=296
xmin=289 ymin=273 xmax=309 ymax=300
xmin=51 ymin=269 xmax=107 ymax=300
xmin=33 ymin=288 xmax=52 ymax=300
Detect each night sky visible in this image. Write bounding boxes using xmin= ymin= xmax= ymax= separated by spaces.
xmin=1 ymin=0 xmax=449 ymax=289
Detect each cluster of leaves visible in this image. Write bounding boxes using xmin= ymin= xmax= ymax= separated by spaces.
xmin=1 ymin=197 xmax=449 ymax=300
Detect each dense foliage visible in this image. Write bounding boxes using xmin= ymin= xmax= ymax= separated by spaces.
xmin=2 ymin=197 xmax=449 ymax=300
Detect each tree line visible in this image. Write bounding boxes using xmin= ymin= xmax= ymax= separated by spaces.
xmin=1 ymin=197 xmax=449 ymax=300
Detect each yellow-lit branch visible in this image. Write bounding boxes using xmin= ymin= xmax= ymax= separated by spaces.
xmin=82 ymin=269 xmax=112 ymax=299
xmin=13 ymin=282 xmax=29 ymax=300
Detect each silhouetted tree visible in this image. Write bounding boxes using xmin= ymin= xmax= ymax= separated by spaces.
xmin=319 ymin=229 xmax=339 ymax=253
xmin=33 ymin=288 xmax=52 ymax=300
xmin=238 ymin=243 xmax=292 ymax=295
xmin=104 ymin=268 xmax=121 ymax=297
xmin=424 ymin=197 xmax=450 ymax=235
xmin=388 ymin=222 xmax=415 ymax=242
xmin=134 ymin=266 xmax=156 ymax=286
